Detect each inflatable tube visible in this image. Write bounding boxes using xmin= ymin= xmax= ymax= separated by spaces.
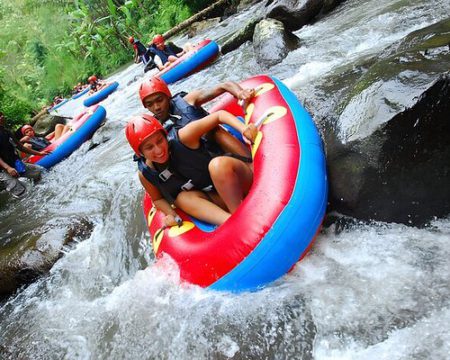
xmin=71 ymin=86 xmax=90 ymax=99
xmin=48 ymin=98 xmax=69 ymax=112
xmin=157 ymin=40 xmax=219 ymax=84
xmin=26 ymin=105 xmax=106 ymax=169
xmin=142 ymin=75 xmax=328 ymax=292
xmin=83 ymin=82 xmax=119 ymax=107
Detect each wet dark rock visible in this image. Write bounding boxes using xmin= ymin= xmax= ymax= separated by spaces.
xmin=265 ymin=0 xmax=344 ymax=31
xmin=335 ymin=19 xmax=450 ymax=142
xmin=253 ymin=18 xmax=300 ymax=68
xmin=0 ymin=217 xmax=94 ymax=296
xmin=237 ymin=0 xmax=264 ymax=11
xmin=32 ymin=114 xmax=68 ymax=136
xmin=221 ymin=17 xmax=263 ymax=55
xmin=326 ymin=73 xmax=450 ymax=226
xmin=187 ymin=18 xmax=221 ymax=38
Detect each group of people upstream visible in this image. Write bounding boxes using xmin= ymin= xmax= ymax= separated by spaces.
xmin=129 ymin=34 xmax=194 ymax=71
xmin=1 ymin=73 xmax=108 ymax=199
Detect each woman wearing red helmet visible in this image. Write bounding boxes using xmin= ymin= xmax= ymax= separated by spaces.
xmin=126 ymin=111 xmax=257 ymax=226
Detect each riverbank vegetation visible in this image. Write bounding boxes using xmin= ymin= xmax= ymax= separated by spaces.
xmin=0 ymin=0 xmax=211 ymax=127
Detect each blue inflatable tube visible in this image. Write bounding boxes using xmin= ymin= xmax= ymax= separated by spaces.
xmin=160 ymin=40 xmax=219 ymax=84
xmin=35 ymin=106 xmax=106 ymax=169
xmin=83 ymin=82 xmax=119 ymax=107
xmin=49 ymin=99 xmax=69 ymax=111
xmin=71 ymin=86 xmax=90 ymax=99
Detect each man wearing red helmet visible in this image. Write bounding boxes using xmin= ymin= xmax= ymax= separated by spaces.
xmin=125 ymin=112 xmax=257 ymax=226
xmin=0 ymin=112 xmax=48 ymax=198
xmin=139 ymin=76 xmax=255 ymax=158
xmin=149 ymin=34 xmax=192 ymax=70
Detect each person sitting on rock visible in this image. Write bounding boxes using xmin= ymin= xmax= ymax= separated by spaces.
xmin=0 ymin=112 xmax=48 ymax=198
xmin=139 ymin=76 xmax=255 ymax=158
xmin=19 ymin=124 xmax=70 ymax=151
xmin=125 ymin=113 xmax=257 ymax=226
xmin=87 ymin=75 xmax=107 ymax=94
xmin=149 ymin=34 xmax=194 ymax=70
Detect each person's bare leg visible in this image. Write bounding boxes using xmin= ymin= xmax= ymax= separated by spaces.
xmin=175 ymin=190 xmax=230 ymax=225
xmin=60 ymin=125 xmax=71 ymax=136
xmin=53 ymin=124 xmax=65 ymax=140
xmin=208 ymin=156 xmax=253 ymax=213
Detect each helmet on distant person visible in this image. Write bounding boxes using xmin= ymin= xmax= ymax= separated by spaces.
xmin=125 ymin=114 xmax=166 ymax=156
xmin=152 ymin=34 xmax=165 ymax=46
xmin=128 ymin=36 xmax=135 ymax=44
xmin=21 ymin=124 xmax=34 ymax=136
xmin=139 ymin=77 xmax=172 ymax=105
xmin=88 ymin=75 xmax=97 ymax=83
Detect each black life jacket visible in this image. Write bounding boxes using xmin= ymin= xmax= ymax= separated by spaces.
xmin=133 ymin=40 xmax=147 ymax=56
xmin=169 ymin=92 xmax=209 ymax=127
xmin=29 ymin=136 xmax=50 ymax=151
xmin=150 ymin=44 xmax=179 ymax=65
xmin=136 ymin=134 xmax=216 ymax=204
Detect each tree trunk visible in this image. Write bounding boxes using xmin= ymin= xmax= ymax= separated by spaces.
xmin=163 ymin=0 xmax=232 ymax=39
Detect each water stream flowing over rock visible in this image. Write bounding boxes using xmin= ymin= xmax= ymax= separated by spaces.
xmin=1 ymin=0 xmax=450 ymax=358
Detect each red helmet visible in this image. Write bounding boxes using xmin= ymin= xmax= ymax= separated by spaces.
xmin=21 ymin=124 xmax=34 ymax=136
xmin=128 ymin=36 xmax=135 ymax=44
xmin=88 ymin=75 xmax=97 ymax=83
xmin=139 ymin=77 xmax=171 ymax=105
xmin=153 ymin=34 xmax=164 ymax=45
xmin=125 ymin=114 xmax=166 ymax=156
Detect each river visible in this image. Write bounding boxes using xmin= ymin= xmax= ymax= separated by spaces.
xmin=1 ymin=0 xmax=449 ymax=358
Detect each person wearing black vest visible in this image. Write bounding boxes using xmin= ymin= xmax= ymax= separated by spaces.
xmin=139 ymin=76 xmax=255 ymax=158
xmin=126 ymin=113 xmax=257 ymax=226
xmin=150 ymin=34 xmax=190 ymax=70
xmin=128 ymin=36 xmax=154 ymax=67
xmin=0 ymin=112 xmax=48 ymax=198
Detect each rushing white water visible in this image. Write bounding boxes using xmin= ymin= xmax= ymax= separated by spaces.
xmin=1 ymin=0 xmax=450 ymax=358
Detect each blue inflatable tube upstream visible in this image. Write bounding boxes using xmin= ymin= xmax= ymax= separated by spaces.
xmin=36 ymin=106 xmax=107 ymax=169
xmin=49 ymin=98 xmax=69 ymax=111
xmin=209 ymin=77 xmax=328 ymax=292
xmin=71 ymin=86 xmax=91 ymax=99
xmin=83 ymin=82 xmax=119 ymax=107
xmin=160 ymin=41 xmax=219 ymax=85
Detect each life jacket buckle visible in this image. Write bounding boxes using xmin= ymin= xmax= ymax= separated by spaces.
xmin=159 ymin=169 xmax=173 ymax=182
xmin=202 ymin=185 xmax=213 ymax=192
xmin=181 ymin=180 xmax=194 ymax=191
xmin=163 ymin=120 xmax=174 ymax=131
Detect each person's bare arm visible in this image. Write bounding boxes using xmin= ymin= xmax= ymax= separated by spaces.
xmin=184 ymin=81 xmax=255 ymax=108
xmin=15 ymin=141 xmax=48 ymax=156
xmin=0 ymin=156 xmax=18 ymax=177
xmin=139 ymin=172 xmax=180 ymax=226
xmin=179 ymin=110 xmax=257 ymax=149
